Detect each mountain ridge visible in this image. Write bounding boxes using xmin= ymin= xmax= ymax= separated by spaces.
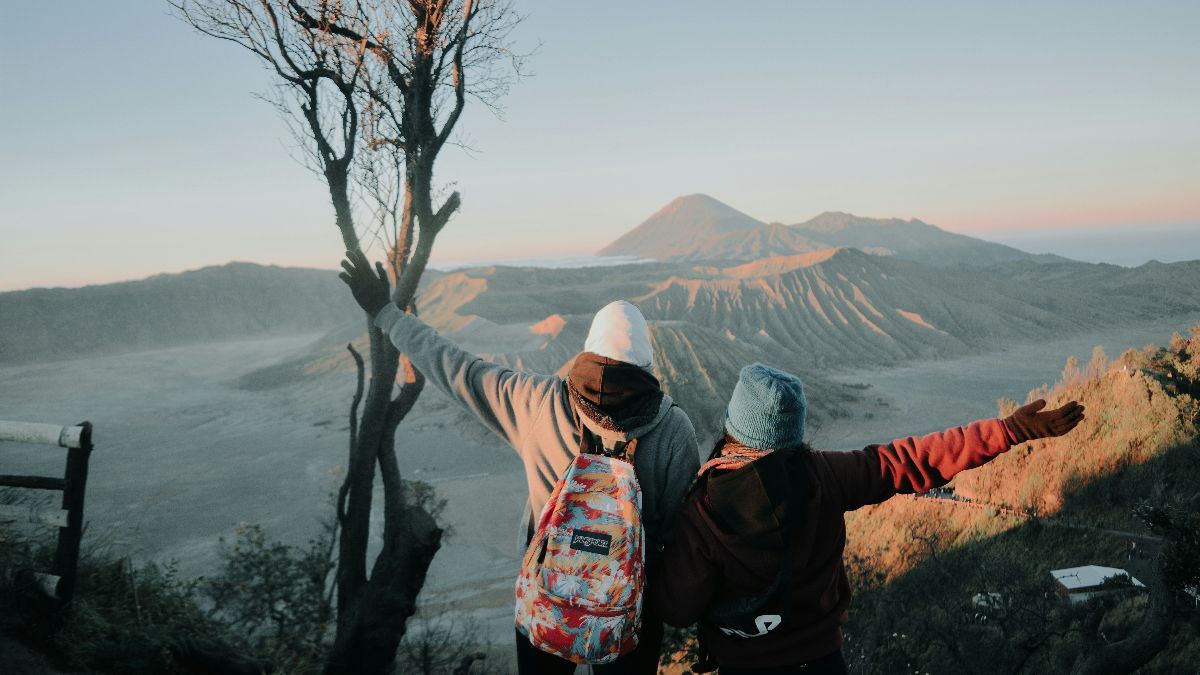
xmin=240 ymin=250 xmax=1200 ymax=440
xmin=598 ymin=195 xmax=1069 ymax=266
xmin=597 ymin=194 xmax=763 ymax=259
xmin=0 ymin=262 xmax=360 ymax=365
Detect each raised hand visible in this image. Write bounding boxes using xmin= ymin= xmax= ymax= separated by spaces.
xmin=1003 ymin=399 xmax=1085 ymax=443
xmin=338 ymin=250 xmax=392 ymax=316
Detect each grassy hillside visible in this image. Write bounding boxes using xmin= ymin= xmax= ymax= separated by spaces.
xmin=839 ymin=326 xmax=1200 ymax=674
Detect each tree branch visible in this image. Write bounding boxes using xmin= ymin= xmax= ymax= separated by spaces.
xmin=434 ymin=0 xmax=474 ymax=151
xmin=287 ymin=0 xmax=411 ymax=94
xmin=379 ymin=353 xmax=426 ymax=541
xmin=347 ymin=342 xmax=365 ymax=454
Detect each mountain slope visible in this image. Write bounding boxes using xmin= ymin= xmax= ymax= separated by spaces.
xmin=16 ymin=252 xmax=1200 ymax=447
xmin=631 ymin=248 xmax=1117 ymax=370
xmin=0 ymin=263 xmax=359 ymax=364
xmin=667 ymin=222 xmax=828 ymax=262
xmin=597 ymin=194 xmax=763 ymax=259
xmin=792 ymin=211 xmax=1067 ymax=266
xmin=990 ymin=258 xmax=1200 ymax=313
xmin=597 ymin=196 xmax=1066 ymax=266
xmin=644 ymin=320 xmax=862 ymax=440
xmin=244 ymin=252 xmax=1200 ymax=442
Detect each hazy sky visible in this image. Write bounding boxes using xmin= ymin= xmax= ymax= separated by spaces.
xmin=2 ymin=1 xmax=1198 ymax=290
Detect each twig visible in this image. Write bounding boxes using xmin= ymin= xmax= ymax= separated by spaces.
xmin=127 ymin=557 xmax=144 ymax=626
xmin=338 ymin=343 xmax=366 ymax=527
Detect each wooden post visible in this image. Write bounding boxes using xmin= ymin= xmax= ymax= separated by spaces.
xmin=51 ymin=421 xmax=92 ymax=606
xmin=0 ymin=419 xmax=94 ymax=612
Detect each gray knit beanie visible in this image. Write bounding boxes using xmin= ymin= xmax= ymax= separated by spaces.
xmin=724 ymin=363 xmax=807 ymax=450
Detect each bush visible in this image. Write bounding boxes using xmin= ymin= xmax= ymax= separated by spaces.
xmin=200 ymin=521 xmax=336 ymax=673
xmin=55 ymin=558 xmax=221 ymax=674
xmin=1 ymin=479 xmax=477 ymax=674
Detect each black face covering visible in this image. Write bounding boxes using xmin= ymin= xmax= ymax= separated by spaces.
xmin=567 ymin=351 xmax=664 ymax=434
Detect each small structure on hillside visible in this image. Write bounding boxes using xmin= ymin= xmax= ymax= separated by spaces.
xmin=970 ymin=592 xmax=1005 ymax=623
xmin=972 ymin=592 xmax=1003 ymax=609
xmin=1050 ymin=565 xmax=1145 ymax=604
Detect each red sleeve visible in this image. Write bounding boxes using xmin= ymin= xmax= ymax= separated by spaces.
xmin=821 ymin=418 xmax=1015 ymax=512
xmin=652 ymin=498 xmax=719 ymax=628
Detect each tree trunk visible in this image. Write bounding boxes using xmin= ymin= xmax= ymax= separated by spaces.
xmin=325 ymin=156 xmax=450 ymax=675
xmin=325 ymin=329 xmax=400 ymax=674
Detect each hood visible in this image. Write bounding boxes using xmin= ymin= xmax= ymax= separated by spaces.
xmin=702 ymin=449 xmax=811 ymax=547
xmin=583 ymin=300 xmax=654 ymax=368
xmin=568 ymin=351 xmax=665 ymax=443
xmin=577 ymin=394 xmax=675 ymax=445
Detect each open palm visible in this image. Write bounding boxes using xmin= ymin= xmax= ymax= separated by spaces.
xmin=338 ymin=250 xmax=392 ymax=315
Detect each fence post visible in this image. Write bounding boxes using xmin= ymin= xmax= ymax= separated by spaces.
xmin=51 ymin=421 xmax=93 ymax=606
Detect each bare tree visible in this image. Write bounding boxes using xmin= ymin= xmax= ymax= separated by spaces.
xmin=173 ymin=2 xmax=522 ymax=673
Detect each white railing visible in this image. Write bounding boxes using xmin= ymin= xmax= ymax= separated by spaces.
xmin=0 ymin=421 xmax=88 ymax=449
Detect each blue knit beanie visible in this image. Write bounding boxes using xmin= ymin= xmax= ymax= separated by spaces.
xmin=724 ymin=363 xmax=807 ymax=450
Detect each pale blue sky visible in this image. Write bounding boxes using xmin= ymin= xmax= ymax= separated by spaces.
xmin=2 ymin=1 xmax=1198 ymax=290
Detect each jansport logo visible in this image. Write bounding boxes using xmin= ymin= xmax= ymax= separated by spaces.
xmin=569 ymin=529 xmax=613 ymax=555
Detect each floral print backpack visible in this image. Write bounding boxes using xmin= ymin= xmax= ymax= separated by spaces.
xmin=514 ymin=436 xmax=645 ymax=664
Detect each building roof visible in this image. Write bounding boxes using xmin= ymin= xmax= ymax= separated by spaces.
xmin=1050 ymin=565 xmax=1145 ymax=591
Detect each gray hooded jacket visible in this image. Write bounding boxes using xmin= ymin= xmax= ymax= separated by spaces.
xmin=373 ymin=304 xmax=702 ymax=553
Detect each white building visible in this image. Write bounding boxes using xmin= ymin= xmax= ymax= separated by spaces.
xmin=1050 ymin=565 xmax=1145 ymax=604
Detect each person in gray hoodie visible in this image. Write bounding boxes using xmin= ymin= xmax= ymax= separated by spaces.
xmin=339 ymin=250 xmax=701 ymax=674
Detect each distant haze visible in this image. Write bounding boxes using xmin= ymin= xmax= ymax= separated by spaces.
xmin=980 ymin=225 xmax=1200 ymax=266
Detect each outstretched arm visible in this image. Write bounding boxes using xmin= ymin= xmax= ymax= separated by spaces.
xmin=824 ymin=399 xmax=1085 ymax=511
xmin=339 ymin=251 xmax=556 ymax=451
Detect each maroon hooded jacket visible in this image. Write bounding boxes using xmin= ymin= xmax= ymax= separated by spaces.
xmin=653 ymin=419 xmax=1017 ymax=668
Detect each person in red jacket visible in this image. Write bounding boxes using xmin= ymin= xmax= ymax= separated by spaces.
xmin=654 ymin=363 xmax=1085 ymax=674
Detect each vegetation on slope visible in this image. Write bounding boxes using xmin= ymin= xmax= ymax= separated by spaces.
xmin=841 ymin=325 xmax=1200 ymax=674
xmin=0 ymin=490 xmax=488 ymax=675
